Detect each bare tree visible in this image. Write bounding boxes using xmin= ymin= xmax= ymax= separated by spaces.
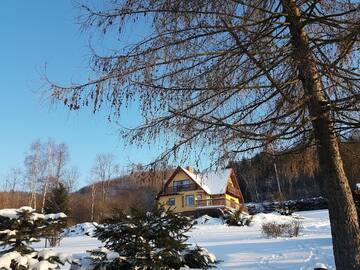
xmin=39 ymin=140 xmax=71 ymax=213
xmin=0 ymin=168 xmax=23 ymax=207
xmin=4 ymin=167 xmax=23 ymax=193
xmin=87 ymin=178 xmax=97 ymax=222
xmin=63 ymin=166 xmax=79 ymax=192
xmin=25 ymin=141 xmax=45 ymax=210
xmin=46 ymin=140 xmax=70 ymax=185
xmin=91 ymin=153 xmax=119 ymax=219
xmin=47 ymin=1 xmax=360 ymax=268
xmin=24 ymin=139 xmax=77 ymax=212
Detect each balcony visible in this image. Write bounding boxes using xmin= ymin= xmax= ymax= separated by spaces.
xmin=196 ymin=198 xmax=241 ymax=210
xmin=162 ymin=184 xmax=198 ymax=195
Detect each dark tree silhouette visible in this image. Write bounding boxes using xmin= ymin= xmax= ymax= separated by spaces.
xmin=44 ymin=183 xmax=70 ymax=215
xmin=47 ymin=1 xmax=360 ymax=268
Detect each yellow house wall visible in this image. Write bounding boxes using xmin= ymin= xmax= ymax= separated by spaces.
xmin=159 ymin=191 xmax=207 ymax=213
xmin=172 ymin=171 xmax=191 ymax=182
xmin=225 ymin=193 xmax=239 ymax=203
xmin=158 ymin=194 xmax=183 ymax=213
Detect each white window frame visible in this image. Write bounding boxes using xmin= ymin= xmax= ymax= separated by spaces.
xmin=185 ymin=195 xmax=194 ymax=206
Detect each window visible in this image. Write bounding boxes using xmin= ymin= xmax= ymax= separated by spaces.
xmin=167 ymin=198 xmax=175 ymax=206
xmin=173 ymin=179 xmax=191 ymax=191
xmin=196 ymin=194 xmax=202 ymax=200
xmin=173 ymin=180 xmax=190 ymax=187
xmin=185 ymin=195 xmax=194 ymax=206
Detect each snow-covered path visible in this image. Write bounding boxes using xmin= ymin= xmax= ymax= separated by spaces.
xmin=34 ymin=210 xmax=335 ymax=269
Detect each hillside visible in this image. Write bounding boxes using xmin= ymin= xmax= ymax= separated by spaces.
xmin=232 ymin=140 xmax=360 ymax=202
xmin=69 ymin=169 xmax=172 ymax=223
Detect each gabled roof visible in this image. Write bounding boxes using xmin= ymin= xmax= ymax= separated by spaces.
xmin=178 ymin=166 xmax=233 ymax=195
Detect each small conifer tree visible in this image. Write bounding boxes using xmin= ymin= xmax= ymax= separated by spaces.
xmin=0 ymin=207 xmax=44 ymax=254
xmin=44 ymin=183 xmax=70 ymax=215
xmin=220 ymin=208 xmax=252 ymax=226
xmin=89 ymin=205 xmax=217 ymax=269
xmin=0 ymin=207 xmax=70 ymax=269
xmin=43 ymin=183 xmax=69 ymax=247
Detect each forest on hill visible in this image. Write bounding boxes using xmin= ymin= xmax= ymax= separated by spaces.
xmin=232 ymin=138 xmax=360 ymax=202
xmin=67 ymin=137 xmax=360 ymax=223
xmin=0 ymin=167 xmax=170 ymax=224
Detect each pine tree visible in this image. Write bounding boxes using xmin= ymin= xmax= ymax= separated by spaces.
xmin=92 ymin=205 xmax=216 ymax=269
xmin=42 ymin=183 xmax=69 ymax=247
xmin=220 ymin=208 xmax=252 ymax=226
xmin=0 ymin=207 xmax=44 ymax=254
xmin=44 ymin=182 xmax=70 ymax=215
xmin=0 ymin=207 xmax=70 ymax=269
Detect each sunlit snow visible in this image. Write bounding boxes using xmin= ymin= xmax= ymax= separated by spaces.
xmin=29 ymin=209 xmax=334 ymax=270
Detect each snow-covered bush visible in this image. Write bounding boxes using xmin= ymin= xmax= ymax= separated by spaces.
xmin=0 ymin=250 xmax=72 ymax=270
xmin=261 ymin=220 xmax=303 ymax=238
xmin=79 ymin=247 xmax=130 ymax=270
xmin=246 ymin=197 xmax=328 ymax=215
xmin=183 ymin=246 xmax=217 ymax=269
xmin=86 ymin=206 xmax=217 ymax=269
xmin=62 ymin=222 xmax=97 ymax=237
xmin=193 ymin=215 xmax=224 ymax=225
xmin=275 ymin=205 xmax=295 ymax=216
xmin=220 ymin=209 xmax=252 ymax=226
xmin=0 ymin=206 xmax=69 ymax=269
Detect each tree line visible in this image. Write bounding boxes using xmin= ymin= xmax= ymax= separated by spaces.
xmin=0 ymin=142 xmax=169 ymax=224
xmin=232 ymin=135 xmax=360 ymax=203
xmin=0 ymin=139 xmax=78 ymax=211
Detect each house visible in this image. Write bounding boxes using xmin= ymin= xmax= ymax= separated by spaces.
xmin=157 ymin=166 xmax=246 ymax=216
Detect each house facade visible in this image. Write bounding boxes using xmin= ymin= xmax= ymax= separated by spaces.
xmin=157 ymin=166 xmax=245 ymax=216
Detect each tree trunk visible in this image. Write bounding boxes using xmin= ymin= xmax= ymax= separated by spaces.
xmin=41 ymin=181 xmax=49 ymax=214
xmin=91 ymin=184 xmax=96 ymax=222
xmin=283 ymin=1 xmax=360 ymax=269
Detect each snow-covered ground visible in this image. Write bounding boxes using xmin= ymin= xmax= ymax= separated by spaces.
xmin=33 ymin=210 xmax=334 ymax=270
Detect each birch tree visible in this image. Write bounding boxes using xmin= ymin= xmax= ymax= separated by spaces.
xmin=24 ymin=140 xmax=78 ymax=212
xmin=47 ymin=1 xmax=360 ymax=268
xmin=91 ymin=153 xmax=119 ymax=219
xmin=24 ymin=141 xmax=45 ymax=210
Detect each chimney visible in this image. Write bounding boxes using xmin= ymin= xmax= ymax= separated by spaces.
xmin=186 ymin=166 xmax=194 ymax=173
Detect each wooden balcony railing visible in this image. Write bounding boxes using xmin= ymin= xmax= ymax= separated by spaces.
xmin=196 ymin=198 xmax=241 ymax=210
xmin=162 ymin=184 xmax=198 ymax=195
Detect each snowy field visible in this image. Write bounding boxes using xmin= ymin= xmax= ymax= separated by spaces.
xmin=33 ymin=209 xmax=334 ymax=270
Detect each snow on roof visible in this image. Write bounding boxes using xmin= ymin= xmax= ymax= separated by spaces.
xmin=180 ymin=167 xmax=232 ymax=195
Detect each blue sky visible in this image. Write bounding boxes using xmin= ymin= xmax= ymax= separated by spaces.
xmin=0 ymin=1 xmax=161 ymax=187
